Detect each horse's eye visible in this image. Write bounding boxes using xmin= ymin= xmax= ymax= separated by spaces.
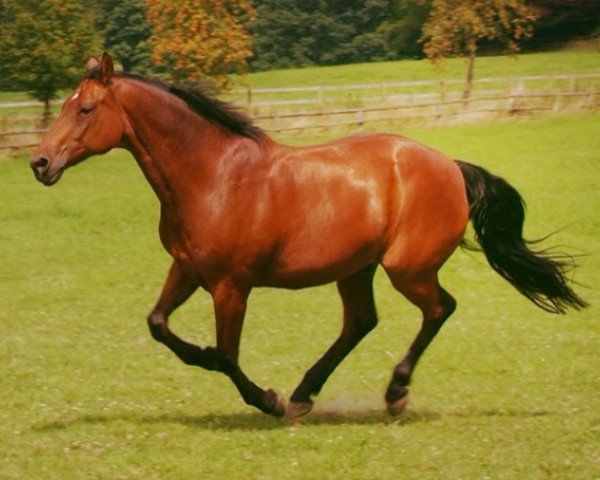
xmin=79 ymin=106 xmax=94 ymax=115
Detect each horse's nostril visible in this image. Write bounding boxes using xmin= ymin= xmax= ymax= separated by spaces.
xmin=32 ymin=156 xmax=49 ymax=173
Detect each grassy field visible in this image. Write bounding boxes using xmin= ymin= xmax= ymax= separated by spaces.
xmin=242 ymin=50 xmax=600 ymax=88
xmin=1 ymin=112 xmax=599 ymax=478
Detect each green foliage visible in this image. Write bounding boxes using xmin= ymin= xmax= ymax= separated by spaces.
xmin=250 ymin=0 xmax=397 ymax=71
xmin=377 ymin=0 xmax=430 ymax=59
xmin=95 ymin=0 xmax=155 ymax=74
xmin=529 ymin=0 xmax=600 ymax=49
xmin=1 ymin=114 xmax=598 ymax=478
xmin=249 ymin=0 xmax=600 ymax=71
xmin=0 ymin=0 xmax=100 ymax=119
xmin=0 ymin=1 xmax=8 ymax=91
xmin=1 ymin=0 xmax=599 ymax=91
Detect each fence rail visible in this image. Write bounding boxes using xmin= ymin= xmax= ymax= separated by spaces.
xmin=0 ymin=129 xmax=46 ymax=152
xmin=2 ymin=72 xmax=599 ymax=153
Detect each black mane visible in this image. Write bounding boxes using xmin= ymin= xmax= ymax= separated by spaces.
xmin=88 ymin=69 xmax=265 ymax=141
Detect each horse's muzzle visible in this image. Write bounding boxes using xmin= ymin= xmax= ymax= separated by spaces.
xmin=30 ymin=155 xmax=63 ymax=186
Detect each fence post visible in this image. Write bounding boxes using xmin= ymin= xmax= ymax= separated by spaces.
xmin=508 ymin=80 xmax=525 ymax=112
xmin=318 ymin=86 xmax=325 ymax=111
xmin=568 ymin=75 xmax=576 ymax=93
xmin=355 ymin=109 xmax=365 ymax=129
xmin=246 ymin=87 xmax=253 ymax=110
xmin=552 ymin=93 xmax=561 ymax=112
xmin=380 ymin=84 xmax=388 ymax=103
xmin=274 ymin=113 xmax=281 ymax=134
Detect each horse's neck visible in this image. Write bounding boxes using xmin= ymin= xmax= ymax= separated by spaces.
xmin=117 ymin=80 xmax=225 ymax=204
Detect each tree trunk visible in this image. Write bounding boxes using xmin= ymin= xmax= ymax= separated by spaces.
xmin=463 ymin=52 xmax=475 ymax=101
xmin=42 ymin=98 xmax=52 ymax=128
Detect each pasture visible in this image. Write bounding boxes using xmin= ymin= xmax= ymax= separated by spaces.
xmin=242 ymin=50 xmax=600 ymax=88
xmin=1 ymin=113 xmax=599 ymax=478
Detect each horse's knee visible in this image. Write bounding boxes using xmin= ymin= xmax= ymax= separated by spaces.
xmin=147 ymin=310 xmax=167 ymax=342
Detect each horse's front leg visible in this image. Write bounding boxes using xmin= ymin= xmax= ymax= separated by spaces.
xmin=147 ymin=264 xmax=285 ymax=416
xmin=147 ymin=261 xmax=221 ymax=369
xmin=210 ymin=280 xmax=286 ymax=417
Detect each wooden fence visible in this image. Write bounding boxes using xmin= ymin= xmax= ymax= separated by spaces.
xmin=229 ymin=72 xmax=600 ymax=134
xmin=2 ymin=72 xmax=599 ymax=153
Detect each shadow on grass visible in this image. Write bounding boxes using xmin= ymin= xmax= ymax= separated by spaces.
xmin=33 ymin=403 xmax=552 ymax=433
xmin=34 ymin=407 xmax=442 ymax=433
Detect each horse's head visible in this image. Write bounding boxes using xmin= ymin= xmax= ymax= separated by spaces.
xmin=30 ymin=53 xmax=125 ymax=186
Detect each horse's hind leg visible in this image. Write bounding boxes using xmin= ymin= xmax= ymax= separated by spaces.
xmin=288 ymin=265 xmax=378 ymax=418
xmin=384 ymin=271 xmax=456 ymax=415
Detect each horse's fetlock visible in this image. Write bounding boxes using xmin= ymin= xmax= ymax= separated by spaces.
xmin=393 ymin=363 xmax=412 ymax=386
xmin=385 ymin=383 xmax=409 ymax=405
xmin=147 ymin=311 xmax=167 ymax=341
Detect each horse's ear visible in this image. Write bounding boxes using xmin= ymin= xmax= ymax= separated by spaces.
xmin=100 ymin=52 xmax=114 ymax=84
xmin=86 ymin=56 xmax=100 ymax=74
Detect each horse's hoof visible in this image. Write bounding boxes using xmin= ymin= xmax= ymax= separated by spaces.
xmin=386 ymin=391 xmax=409 ymax=416
xmin=286 ymin=400 xmax=313 ymax=419
xmin=265 ymin=389 xmax=286 ymax=417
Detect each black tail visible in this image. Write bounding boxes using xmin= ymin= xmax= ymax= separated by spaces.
xmin=456 ymin=160 xmax=587 ymax=314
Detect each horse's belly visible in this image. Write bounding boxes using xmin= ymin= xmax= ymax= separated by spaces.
xmin=259 ymin=227 xmax=383 ymax=288
xmin=258 ymin=168 xmax=390 ymax=287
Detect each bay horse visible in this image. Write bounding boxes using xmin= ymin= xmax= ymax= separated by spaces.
xmin=30 ymin=54 xmax=587 ymax=418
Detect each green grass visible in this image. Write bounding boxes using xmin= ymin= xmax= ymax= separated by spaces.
xmin=240 ymin=50 xmax=600 ymax=88
xmin=1 ymin=114 xmax=599 ymax=478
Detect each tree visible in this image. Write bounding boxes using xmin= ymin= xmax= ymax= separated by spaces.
xmin=145 ymin=0 xmax=255 ymax=87
xmin=94 ymin=0 xmax=155 ymax=74
xmin=421 ymin=0 xmax=538 ymax=98
xmin=250 ymin=0 xmax=396 ymax=71
xmin=0 ymin=1 xmax=9 ymax=91
xmin=377 ymin=0 xmax=430 ymax=59
xmin=528 ymin=0 xmax=600 ymax=49
xmin=0 ymin=0 xmax=101 ymax=124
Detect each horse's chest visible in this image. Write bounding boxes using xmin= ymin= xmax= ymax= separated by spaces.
xmin=158 ymin=213 xmax=195 ymax=263
xmin=158 ymin=211 xmax=217 ymax=270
